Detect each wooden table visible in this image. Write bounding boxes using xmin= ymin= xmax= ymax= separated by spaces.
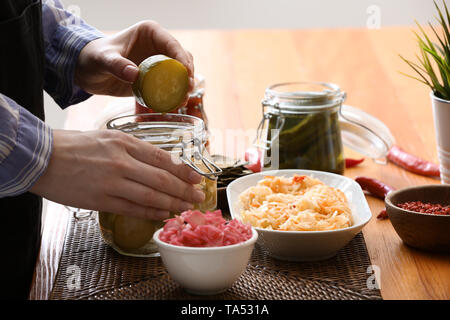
xmin=29 ymin=28 xmax=450 ymax=300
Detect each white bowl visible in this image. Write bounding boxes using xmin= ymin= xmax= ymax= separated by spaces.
xmin=226 ymin=169 xmax=372 ymax=261
xmin=153 ymin=228 xmax=258 ymax=295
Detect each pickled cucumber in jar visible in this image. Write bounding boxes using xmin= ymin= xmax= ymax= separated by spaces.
xmin=98 ymin=212 xmax=158 ymax=255
xmin=186 ymin=155 xmax=217 ymax=212
xmin=266 ymin=109 xmax=344 ymax=174
xmin=113 ymin=215 xmax=156 ymax=251
xmin=193 ymin=175 xmax=217 ymax=212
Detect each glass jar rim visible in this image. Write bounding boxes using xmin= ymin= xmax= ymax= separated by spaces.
xmin=263 ymin=81 xmax=345 ymax=113
xmin=107 ymin=112 xmax=204 ymax=132
xmin=107 ymin=113 xmax=206 ymax=147
xmin=266 ymin=81 xmax=341 ymax=99
xmin=106 ymin=113 xmax=221 ymax=179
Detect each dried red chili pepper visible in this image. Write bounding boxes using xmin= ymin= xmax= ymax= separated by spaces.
xmin=355 ymin=176 xmax=395 ymax=200
xmin=377 ymin=208 xmax=388 ymax=219
xmin=244 ymin=147 xmax=262 ymax=173
xmin=345 ymin=158 xmax=365 ymax=168
xmin=387 ymin=145 xmax=440 ymax=177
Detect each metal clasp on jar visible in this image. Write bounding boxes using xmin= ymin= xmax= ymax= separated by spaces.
xmin=177 ymin=138 xmax=222 ymax=179
xmin=254 ymin=100 xmax=285 ymax=150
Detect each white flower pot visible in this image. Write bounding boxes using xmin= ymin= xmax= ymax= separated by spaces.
xmin=430 ymin=92 xmax=450 ymax=184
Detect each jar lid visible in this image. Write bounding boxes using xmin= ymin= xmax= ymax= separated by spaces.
xmin=264 ymin=82 xmax=345 ymax=113
xmin=339 ymin=105 xmax=395 ymax=161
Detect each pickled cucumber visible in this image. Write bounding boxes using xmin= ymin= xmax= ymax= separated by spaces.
xmin=132 ymin=55 xmax=189 ymax=112
xmin=266 ymin=110 xmax=344 ymax=174
xmin=112 ymin=215 xmax=155 ymax=251
xmin=193 ymin=176 xmax=217 ymax=212
xmin=98 ymin=211 xmax=115 ymax=232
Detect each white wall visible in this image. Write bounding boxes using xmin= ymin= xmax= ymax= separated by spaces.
xmin=61 ymin=0 xmax=436 ymax=31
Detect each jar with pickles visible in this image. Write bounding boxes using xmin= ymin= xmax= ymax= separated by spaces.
xmin=255 ymin=82 xmax=395 ymax=174
xmin=99 ymin=113 xmax=221 ymax=257
xmin=256 ymin=82 xmax=346 ymax=174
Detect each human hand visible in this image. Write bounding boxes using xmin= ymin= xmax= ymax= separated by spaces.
xmin=74 ymin=21 xmax=194 ymax=99
xmin=30 ymin=130 xmax=205 ymax=220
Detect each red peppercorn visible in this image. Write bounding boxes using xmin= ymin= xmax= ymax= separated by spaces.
xmin=397 ymin=201 xmax=449 ymax=215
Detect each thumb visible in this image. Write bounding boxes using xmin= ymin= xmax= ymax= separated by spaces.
xmin=103 ymin=53 xmax=139 ymax=83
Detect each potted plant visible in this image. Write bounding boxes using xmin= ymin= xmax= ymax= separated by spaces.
xmin=400 ymin=0 xmax=450 ymax=184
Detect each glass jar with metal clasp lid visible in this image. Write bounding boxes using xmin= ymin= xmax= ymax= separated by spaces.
xmin=255 ymin=82 xmax=395 ymax=174
xmin=98 ymin=113 xmax=222 ymax=257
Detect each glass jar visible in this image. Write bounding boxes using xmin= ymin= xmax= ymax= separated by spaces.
xmin=256 ymin=82 xmax=345 ymax=174
xmin=256 ymin=82 xmax=396 ymax=173
xmin=99 ymin=113 xmax=221 ymax=257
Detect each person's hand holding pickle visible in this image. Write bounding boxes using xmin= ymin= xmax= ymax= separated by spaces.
xmin=31 ymin=21 xmax=201 ymax=221
xmin=75 ymin=20 xmax=195 ymax=99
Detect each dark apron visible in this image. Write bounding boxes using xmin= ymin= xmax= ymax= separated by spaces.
xmin=0 ymin=0 xmax=45 ymax=299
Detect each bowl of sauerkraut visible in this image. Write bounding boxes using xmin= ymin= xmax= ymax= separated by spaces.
xmin=227 ymin=169 xmax=372 ymax=261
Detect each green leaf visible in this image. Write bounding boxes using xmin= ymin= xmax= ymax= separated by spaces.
xmin=399 ymin=71 xmax=433 ymax=88
xmin=400 ymin=0 xmax=450 ymax=98
xmin=399 ymin=55 xmax=433 ymax=87
xmin=429 ymin=23 xmax=449 ymax=59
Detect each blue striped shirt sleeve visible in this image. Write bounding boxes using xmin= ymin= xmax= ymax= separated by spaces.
xmin=0 ymin=1 xmax=104 ymax=197
xmin=0 ymin=94 xmax=52 ymax=197
xmin=42 ymin=0 xmax=104 ymax=108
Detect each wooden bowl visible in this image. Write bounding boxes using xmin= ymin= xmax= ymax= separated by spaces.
xmin=385 ymin=185 xmax=450 ymax=253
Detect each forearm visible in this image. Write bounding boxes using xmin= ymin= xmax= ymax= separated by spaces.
xmin=0 ymin=94 xmax=53 ymax=197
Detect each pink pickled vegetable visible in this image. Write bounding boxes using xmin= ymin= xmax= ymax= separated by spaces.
xmin=159 ymin=210 xmax=252 ymax=247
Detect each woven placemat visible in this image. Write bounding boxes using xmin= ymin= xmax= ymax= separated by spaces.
xmin=49 ymin=208 xmax=382 ymax=300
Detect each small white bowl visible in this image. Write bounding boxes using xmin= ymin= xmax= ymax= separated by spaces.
xmin=153 ymin=227 xmax=258 ymax=295
xmin=227 ymin=169 xmax=372 ymax=261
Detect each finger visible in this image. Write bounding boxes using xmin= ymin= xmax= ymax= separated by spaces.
xmin=124 ymin=158 xmax=205 ymax=203
xmin=107 ymin=178 xmax=196 ymax=213
xmin=102 ymin=52 xmax=139 ymax=83
xmin=149 ymin=26 xmax=194 ymax=77
xmin=125 ymin=140 xmax=203 ymax=185
xmin=102 ymin=195 xmax=170 ymax=220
